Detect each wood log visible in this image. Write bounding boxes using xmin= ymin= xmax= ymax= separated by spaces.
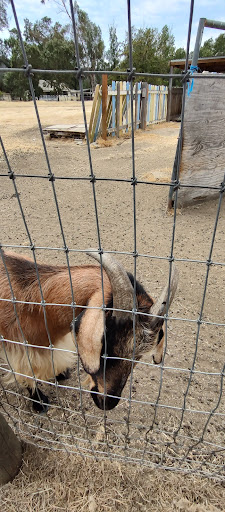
xmin=0 ymin=412 xmax=22 ymax=485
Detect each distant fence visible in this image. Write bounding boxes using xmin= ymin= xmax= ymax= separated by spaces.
xmin=39 ymin=90 xmax=92 ymax=102
xmin=89 ymin=80 xmax=168 ymax=143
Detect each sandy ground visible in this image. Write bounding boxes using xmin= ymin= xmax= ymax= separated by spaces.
xmin=0 ymin=101 xmax=225 ymax=510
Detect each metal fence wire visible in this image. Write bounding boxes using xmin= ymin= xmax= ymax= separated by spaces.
xmin=0 ymin=0 xmax=225 ymax=480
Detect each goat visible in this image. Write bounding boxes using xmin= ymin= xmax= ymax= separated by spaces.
xmin=0 ymin=250 xmax=178 ymax=412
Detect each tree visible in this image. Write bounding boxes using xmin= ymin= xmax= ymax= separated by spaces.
xmin=199 ymin=37 xmax=215 ymax=57
xmin=0 ymin=37 xmax=10 ymax=64
xmin=41 ymin=1 xmax=105 ymax=90
xmin=23 ymin=16 xmax=53 ymax=44
xmin=2 ymin=28 xmax=31 ymax=99
xmin=24 ymin=17 xmax=77 ymax=94
xmin=106 ymin=25 xmax=120 ymax=70
xmin=0 ymin=0 xmax=8 ymax=31
xmin=2 ymin=18 xmax=78 ymax=98
xmin=121 ymin=27 xmax=158 ymax=74
xmin=198 ymin=33 xmax=225 ymax=58
xmin=72 ymin=2 xmax=104 ymax=89
xmin=214 ymin=33 xmax=225 ymax=56
xmin=157 ymin=25 xmax=175 ymax=70
xmin=174 ymin=47 xmax=186 ymax=60
xmin=120 ymin=25 xmax=175 ymax=84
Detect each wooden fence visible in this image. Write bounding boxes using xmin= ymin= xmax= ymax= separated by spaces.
xmin=167 ymin=87 xmax=183 ymax=121
xmin=88 ymin=80 xmax=168 ymax=143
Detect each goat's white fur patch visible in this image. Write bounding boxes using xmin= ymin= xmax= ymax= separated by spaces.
xmin=1 ymin=334 xmax=76 ymax=390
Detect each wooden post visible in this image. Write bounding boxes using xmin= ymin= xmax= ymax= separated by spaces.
xmin=0 ymin=412 xmax=22 ymax=485
xmin=102 ymin=75 xmax=108 ymax=140
xmin=167 ymin=65 xmax=173 ymax=122
xmin=134 ymin=82 xmax=138 ymax=131
xmin=116 ymin=81 xmax=120 ymax=138
xmin=88 ymin=84 xmax=100 ymax=142
xmin=111 ymin=81 xmax=116 ymax=136
xmin=126 ymin=81 xmax=129 ymax=132
xmin=140 ymin=82 xmax=148 ymax=130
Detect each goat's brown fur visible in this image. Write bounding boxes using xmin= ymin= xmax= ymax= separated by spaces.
xmin=0 ymin=252 xmax=111 ymax=388
xmin=0 ymin=251 xmax=172 ymax=411
xmin=0 ymin=252 xmax=111 ymax=345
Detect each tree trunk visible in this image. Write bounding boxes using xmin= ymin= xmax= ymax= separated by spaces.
xmin=0 ymin=412 xmax=22 ymax=485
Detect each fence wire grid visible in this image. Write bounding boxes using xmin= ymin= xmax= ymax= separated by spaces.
xmin=0 ymin=0 xmax=225 ymax=480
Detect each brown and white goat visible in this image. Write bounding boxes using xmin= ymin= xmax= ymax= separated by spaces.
xmin=0 ymin=251 xmax=178 ymax=412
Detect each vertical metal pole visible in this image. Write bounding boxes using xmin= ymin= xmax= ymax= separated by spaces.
xmin=192 ymin=18 xmax=206 ymax=68
xmin=168 ymin=0 xmax=195 ymax=209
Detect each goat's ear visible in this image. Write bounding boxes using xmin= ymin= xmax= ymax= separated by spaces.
xmin=74 ymin=290 xmax=105 ymax=375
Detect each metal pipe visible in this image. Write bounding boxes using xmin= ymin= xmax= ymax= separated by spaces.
xmin=205 ymin=19 xmax=225 ymax=30
xmin=192 ymin=18 xmax=206 ymax=69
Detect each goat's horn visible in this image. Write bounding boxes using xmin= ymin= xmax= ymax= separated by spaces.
xmin=86 ymin=251 xmax=134 ymax=320
xmin=149 ymin=265 xmax=179 ymax=330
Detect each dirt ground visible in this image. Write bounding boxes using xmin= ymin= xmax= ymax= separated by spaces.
xmin=0 ymin=101 xmax=225 ymax=510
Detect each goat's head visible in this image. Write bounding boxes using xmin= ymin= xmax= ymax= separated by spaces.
xmin=75 ymin=252 xmax=178 ymax=411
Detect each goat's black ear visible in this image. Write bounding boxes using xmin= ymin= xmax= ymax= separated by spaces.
xmin=74 ymin=291 xmax=105 ymax=375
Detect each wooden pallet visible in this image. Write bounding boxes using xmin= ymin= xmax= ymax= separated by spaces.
xmin=43 ymin=124 xmax=86 ymax=139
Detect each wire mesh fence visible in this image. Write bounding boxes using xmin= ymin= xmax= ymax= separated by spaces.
xmin=0 ymin=0 xmax=225 ymax=481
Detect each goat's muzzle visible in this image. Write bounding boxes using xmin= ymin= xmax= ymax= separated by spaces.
xmin=91 ymin=385 xmax=120 ymax=410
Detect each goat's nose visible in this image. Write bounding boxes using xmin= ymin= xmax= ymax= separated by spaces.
xmin=91 ymin=386 xmax=120 ymax=410
xmin=152 ymin=353 xmax=162 ymax=364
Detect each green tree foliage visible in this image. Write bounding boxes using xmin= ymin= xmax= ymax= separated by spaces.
xmin=199 ymin=37 xmax=215 ymax=57
xmin=199 ymin=33 xmax=225 ymax=58
xmin=2 ymin=28 xmax=29 ymax=99
xmin=106 ymin=25 xmax=120 ymax=70
xmin=157 ymin=25 xmax=175 ymax=70
xmin=120 ymin=25 xmax=175 ymax=83
xmin=1 ymin=1 xmax=105 ymax=97
xmin=24 ymin=17 xmax=76 ymax=94
xmin=174 ymin=47 xmax=186 ymax=60
xmin=2 ymin=17 xmax=77 ymax=98
xmin=0 ymin=0 xmax=8 ymax=31
xmin=214 ymin=33 xmax=225 ymax=56
xmin=73 ymin=2 xmax=104 ymax=88
xmin=42 ymin=1 xmax=105 ymax=89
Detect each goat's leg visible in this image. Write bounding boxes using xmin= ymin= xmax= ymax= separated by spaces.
xmin=56 ymin=368 xmax=71 ymax=382
xmin=28 ymin=387 xmax=49 ymax=413
xmin=28 ymin=369 xmax=70 ymax=412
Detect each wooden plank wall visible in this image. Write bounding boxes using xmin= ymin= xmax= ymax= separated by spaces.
xmin=88 ymin=81 xmax=168 ymax=142
xmin=167 ymin=87 xmax=183 ymax=121
xmin=177 ymin=78 xmax=225 ymax=206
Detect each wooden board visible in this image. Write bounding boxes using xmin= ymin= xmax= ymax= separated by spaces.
xmin=88 ymin=84 xmax=100 ymax=142
xmin=177 ymin=78 xmax=225 ymax=206
xmin=43 ymin=124 xmax=86 ymax=139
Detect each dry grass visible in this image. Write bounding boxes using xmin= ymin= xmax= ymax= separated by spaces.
xmin=0 ymin=443 xmax=225 ymax=512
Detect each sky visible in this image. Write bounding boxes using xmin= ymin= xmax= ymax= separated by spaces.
xmin=2 ymin=0 xmax=225 ymax=52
